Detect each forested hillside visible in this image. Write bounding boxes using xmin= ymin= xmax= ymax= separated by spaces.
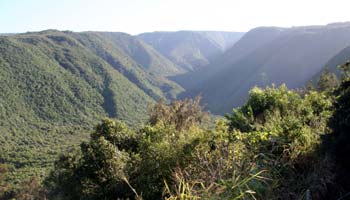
xmin=0 ymin=30 xmax=186 ymax=184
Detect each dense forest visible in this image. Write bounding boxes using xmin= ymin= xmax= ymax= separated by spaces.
xmin=1 ymin=64 xmax=350 ymax=199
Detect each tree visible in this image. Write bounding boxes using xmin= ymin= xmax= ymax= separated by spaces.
xmin=46 ymin=98 xmax=209 ymax=200
xmin=148 ymin=96 xmax=208 ymax=131
xmin=339 ymin=60 xmax=350 ymax=78
xmin=78 ymin=137 xmax=131 ymax=199
xmin=317 ymin=69 xmax=339 ymax=92
xmin=45 ymin=119 xmax=137 ymax=200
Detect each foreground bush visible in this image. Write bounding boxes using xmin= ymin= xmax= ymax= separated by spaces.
xmin=44 ymin=85 xmax=337 ymax=199
xmin=226 ymin=85 xmax=334 ymax=199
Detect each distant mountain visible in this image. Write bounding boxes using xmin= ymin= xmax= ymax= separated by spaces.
xmin=84 ymin=32 xmax=183 ymax=76
xmin=173 ymin=27 xmax=285 ymax=89
xmin=0 ymin=33 xmax=17 ymax=36
xmin=138 ymin=31 xmax=244 ymax=71
xmin=179 ymin=23 xmax=350 ymax=114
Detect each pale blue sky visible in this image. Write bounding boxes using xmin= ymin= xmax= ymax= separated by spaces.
xmin=1 ymin=0 xmax=350 ymax=34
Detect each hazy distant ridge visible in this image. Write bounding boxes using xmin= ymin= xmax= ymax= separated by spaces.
xmin=178 ymin=23 xmax=350 ymax=114
xmin=138 ymin=31 xmax=244 ymax=71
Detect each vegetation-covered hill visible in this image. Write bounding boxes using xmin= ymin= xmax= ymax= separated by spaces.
xmin=138 ymin=31 xmax=244 ymax=71
xmin=77 ymin=31 xmax=184 ymax=76
xmin=0 ymin=30 xmax=189 ymax=131
xmin=179 ymin=23 xmax=350 ymax=114
xmin=0 ymin=30 xmax=186 ymax=183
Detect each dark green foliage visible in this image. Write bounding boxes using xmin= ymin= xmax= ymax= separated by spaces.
xmin=148 ymin=96 xmax=208 ymax=131
xmin=0 ymin=164 xmax=9 ymax=199
xmin=226 ymin=85 xmax=334 ymax=199
xmin=134 ymin=124 xmax=199 ymax=199
xmin=328 ymin=76 xmax=350 ymax=195
xmin=78 ymin=137 xmax=131 ymax=199
xmin=1 ymin=163 xmax=47 ymax=200
xmin=93 ymin=119 xmax=139 ymax=152
xmin=317 ymin=69 xmax=339 ymax=91
xmin=0 ymin=127 xmax=88 ymax=186
xmin=45 ymin=99 xmax=209 ymax=200
xmin=45 ymin=120 xmax=136 ymax=200
xmin=163 ymin=120 xmax=269 ymax=199
xmin=46 ymin=86 xmax=336 ymax=199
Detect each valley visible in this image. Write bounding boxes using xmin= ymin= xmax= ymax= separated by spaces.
xmin=1 ymin=22 xmax=350 ymax=199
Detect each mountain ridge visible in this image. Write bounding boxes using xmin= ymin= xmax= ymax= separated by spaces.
xmin=177 ymin=23 xmax=350 ymax=114
xmin=138 ymin=31 xmax=244 ymax=71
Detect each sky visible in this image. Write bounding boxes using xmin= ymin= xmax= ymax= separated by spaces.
xmin=1 ymin=0 xmax=350 ymax=34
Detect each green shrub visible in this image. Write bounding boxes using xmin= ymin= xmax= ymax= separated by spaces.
xmin=226 ymin=85 xmax=333 ymax=199
xmin=45 ymin=87 xmax=336 ymax=199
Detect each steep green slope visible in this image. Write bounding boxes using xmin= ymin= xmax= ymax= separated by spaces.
xmin=0 ymin=30 xmax=184 ymax=182
xmin=180 ymin=23 xmax=350 ymax=114
xmin=138 ymin=31 xmax=244 ymax=71
xmin=86 ymin=32 xmax=183 ymax=76
xmin=69 ymin=31 xmax=184 ymax=100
